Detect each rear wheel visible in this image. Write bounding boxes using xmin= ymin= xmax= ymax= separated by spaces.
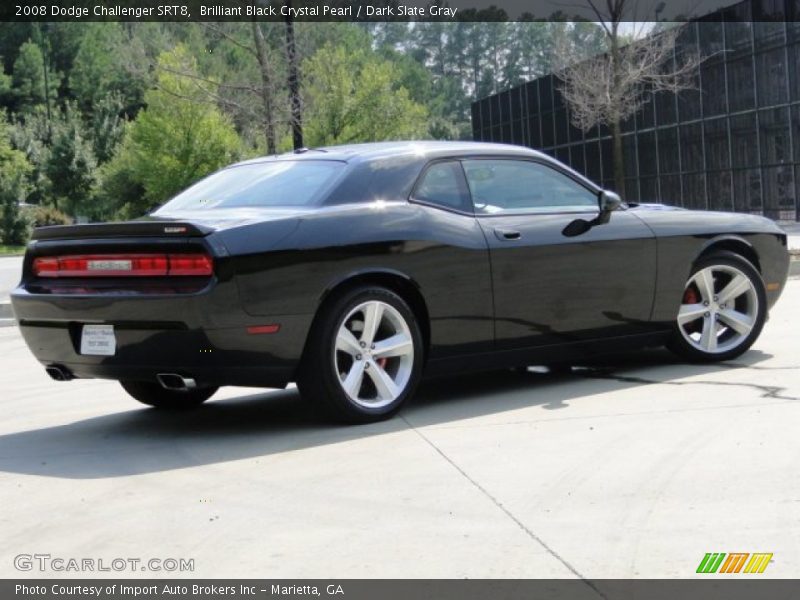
xmin=667 ymin=251 xmax=766 ymax=362
xmin=120 ymin=380 xmax=218 ymax=409
xmin=297 ymin=286 xmax=423 ymax=423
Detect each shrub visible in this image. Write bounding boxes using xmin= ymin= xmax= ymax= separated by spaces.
xmin=27 ymin=204 xmax=72 ymax=228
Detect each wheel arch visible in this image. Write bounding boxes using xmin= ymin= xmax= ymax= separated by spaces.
xmin=695 ymin=235 xmax=761 ymax=273
xmin=310 ymin=269 xmax=431 ymax=358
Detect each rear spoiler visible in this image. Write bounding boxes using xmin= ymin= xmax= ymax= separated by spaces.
xmin=32 ymin=221 xmax=213 ymax=241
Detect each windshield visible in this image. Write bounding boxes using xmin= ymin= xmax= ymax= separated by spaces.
xmin=155 ymin=160 xmax=344 ymax=212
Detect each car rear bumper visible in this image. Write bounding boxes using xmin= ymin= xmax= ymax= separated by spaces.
xmin=11 ymin=288 xmax=312 ymax=388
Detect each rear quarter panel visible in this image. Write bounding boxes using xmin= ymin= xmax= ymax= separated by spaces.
xmin=218 ymin=203 xmax=494 ymax=359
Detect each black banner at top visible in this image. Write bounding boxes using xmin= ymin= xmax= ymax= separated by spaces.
xmin=3 ymin=0 xmax=800 ymax=22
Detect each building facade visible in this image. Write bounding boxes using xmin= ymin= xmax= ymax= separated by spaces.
xmin=471 ymin=0 xmax=800 ymax=221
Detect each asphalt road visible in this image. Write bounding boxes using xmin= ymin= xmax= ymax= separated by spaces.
xmin=1 ymin=278 xmax=798 ymax=580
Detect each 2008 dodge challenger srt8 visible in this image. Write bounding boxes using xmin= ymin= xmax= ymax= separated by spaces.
xmin=11 ymin=142 xmax=790 ymax=422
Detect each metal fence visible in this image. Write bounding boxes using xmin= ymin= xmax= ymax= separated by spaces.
xmin=471 ymin=0 xmax=800 ymax=221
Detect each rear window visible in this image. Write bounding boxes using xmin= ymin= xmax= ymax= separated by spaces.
xmin=156 ymin=160 xmax=343 ymax=211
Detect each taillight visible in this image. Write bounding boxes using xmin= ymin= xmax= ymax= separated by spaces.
xmin=167 ymin=254 xmax=213 ymax=276
xmin=32 ymin=254 xmax=213 ymax=278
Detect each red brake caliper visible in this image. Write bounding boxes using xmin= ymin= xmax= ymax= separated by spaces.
xmin=682 ymin=286 xmax=701 ymax=332
xmin=377 ymin=358 xmax=388 ymax=369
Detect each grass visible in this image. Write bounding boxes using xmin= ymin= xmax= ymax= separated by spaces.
xmin=0 ymin=245 xmax=25 ymax=255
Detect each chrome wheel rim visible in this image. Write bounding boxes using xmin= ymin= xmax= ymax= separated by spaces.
xmin=677 ymin=265 xmax=758 ymax=354
xmin=334 ymin=300 xmax=414 ymax=408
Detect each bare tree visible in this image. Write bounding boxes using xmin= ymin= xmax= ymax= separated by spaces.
xmin=188 ymin=0 xmax=306 ymax=155
xmin=554 ymin=1 xmax=703 ymax=198
xmin=150 ymin=19 xmax=285 ymax=155
xmin=250 ymin=18 xmax=279 ymax=154
xmin=284 ymin=0 xmax=303 ymax=150
xmin=211 ymin=8 xmax=308 ymax=154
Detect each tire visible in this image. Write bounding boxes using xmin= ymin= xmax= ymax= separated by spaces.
xmin=120 ymin=380 xmax=218 ymax=409
xmin=297 ymin=286 xmax=424 ymax=423
xmin=666 ymin=251 xmax=767 ymax=362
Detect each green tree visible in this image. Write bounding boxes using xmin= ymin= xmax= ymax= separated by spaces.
xmin=303 ymin=44 xmax=427 ymax=146
xmin=410 ymin=22 xmax=450 ymax=78
xmin=100 ymin=45 xmax=241 ymax=218
xmin=93 ymin=140 xmax=142 ymax=221
xmin=0 ymin=113 xmax=32 ymax=245
xmin=11 ymin=40 xmax=59 ymax=114
xmin=45 ymin=103 xmax=97 ymax=216
xmin=0 ymin=64 xmax=10 ymax=103
xmin=0 ymin=23 xmax=34 ymax=73
xmin=69 ymin=23 xmax=147 ymax=115
xmin=8 ymin=108 xmax=52 ymax=206
xmin=90 ymin=92 xmax=125 ymax=163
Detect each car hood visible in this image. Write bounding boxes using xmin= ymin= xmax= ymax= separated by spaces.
xmin=627 ymin=202 xmax=687 ymax=212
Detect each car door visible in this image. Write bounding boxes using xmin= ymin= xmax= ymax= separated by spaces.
xmin=408 ymin=160 xmax=495 ymax=358
xmin=461 ymin=158 xmax=657 ymax=350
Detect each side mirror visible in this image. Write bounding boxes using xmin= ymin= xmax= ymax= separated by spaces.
xmin=595 ymin=190 xmax=622 ymax=225
xmin=599 ymin=190 xmax=622 ymax=213
xmin=562 ymin=190 xmax=623 ymax=238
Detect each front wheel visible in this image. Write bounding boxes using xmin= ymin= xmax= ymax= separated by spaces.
xmin=120 ymin=380 xmax=218 ymax=409
xmin=297 ymin=286 xmax=423 ymax=423
xmin=667 ymin=251 xmax=767 ymax=362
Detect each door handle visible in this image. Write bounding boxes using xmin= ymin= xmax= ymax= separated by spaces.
xmin=494 ymin=228 xmax=521 ymax=241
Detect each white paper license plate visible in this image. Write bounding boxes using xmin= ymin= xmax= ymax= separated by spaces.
xmin=80 ymin=324 xmax=116 ymax=356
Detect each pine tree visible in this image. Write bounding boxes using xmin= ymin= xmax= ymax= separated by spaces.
xmin=45 ymin=103 xmax=97 ymax=216
xmin=11 ymin=40 xmax=59 ymax=114
xmin=0 ymin=113 xmax=32 ymax=245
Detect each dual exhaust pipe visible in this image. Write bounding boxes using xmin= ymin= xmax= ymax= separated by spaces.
xmin=45 ymin=366 xmax=196 ymax=391
xmin=45 ymin=365 xmax=73 ymax=381
xmin=156 ymin=373 xmax=197 ymax=391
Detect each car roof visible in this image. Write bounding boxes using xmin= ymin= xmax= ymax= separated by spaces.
xmin=229 ymin=141 xmax=601 ymax=194
xmin=232 ymin=141 xmax=547 ymax=166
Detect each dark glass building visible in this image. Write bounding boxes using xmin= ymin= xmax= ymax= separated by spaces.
xmin=471 ymin=0 xmax=800 ymax=221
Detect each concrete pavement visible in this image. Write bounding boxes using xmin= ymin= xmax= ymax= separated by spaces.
xmin=0 ymin=256 xmax=22 ymax=323
xmin=0 ymin=255 xmax=22 ymax=298
xmin=0 ymin=278 xmax=798 ymax=579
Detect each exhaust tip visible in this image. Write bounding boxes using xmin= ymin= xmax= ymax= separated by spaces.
xmin=156 ymin=373 xmax=197 ymax=391
xmin=46 ymin=365 xmax=74 ymax=381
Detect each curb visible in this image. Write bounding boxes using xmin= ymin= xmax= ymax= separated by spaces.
xmin=0 ymin=303 xmax=15 ymax=328
xmin=0 ymin=303 xmax=12 ymax=319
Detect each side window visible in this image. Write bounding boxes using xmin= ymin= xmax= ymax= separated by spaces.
xmin=461 ymin=159 xmax=598 ymax=214
xmin=412 ymin=161 xmax=472 ymax=213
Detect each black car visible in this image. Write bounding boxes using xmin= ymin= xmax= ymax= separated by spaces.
xmin=11 ymin=142 xmax=790 ymax=422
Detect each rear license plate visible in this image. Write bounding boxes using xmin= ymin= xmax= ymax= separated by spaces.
xmin=80 ymin=324 xmax=116 ymax=356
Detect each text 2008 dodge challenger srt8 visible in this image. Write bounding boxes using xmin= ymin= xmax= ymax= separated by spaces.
xmin=11 ymin=142 xmax=790 ymax=422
